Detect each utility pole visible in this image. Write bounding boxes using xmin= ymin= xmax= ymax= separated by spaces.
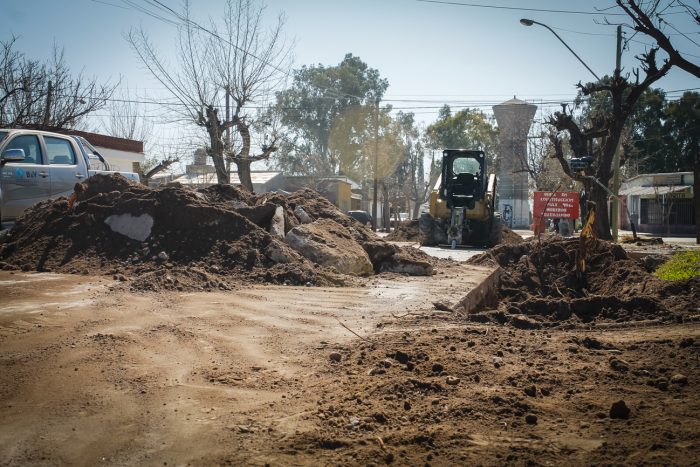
xmin=696 ymin=149 xmax=699 ymax=244
xmin=372 ymin=98 xmax=379 ymax=231
xmin=43 ymin=80 xmax=53 ymax=128
xmin=611 ymin=25 xmax=623 ymax=242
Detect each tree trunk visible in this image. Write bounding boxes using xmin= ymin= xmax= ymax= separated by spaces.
xmin=412 ymin=200 xmax=422 ymax=220
xmin=590 ymin=182 xmax=612 ymax=240
xmin=211 ymin=152 xmax=229 ymax=185
xmin=237 ymin=160 xmax=254 ymax=192
xmin=382 ymin=182 xmax=390 ymax=231
xmin=204 ymin=108 xmax=230 ymax=185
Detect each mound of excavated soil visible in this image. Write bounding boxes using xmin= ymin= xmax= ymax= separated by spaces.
xmin=385 ymin=220 xmax=419 ymax=242
xmin=0 ymin=175 xmax=436 ymax=291
xmin=385 ymin=219 xmax=524 ymax=245
xmin=467 ymin=236 xmax=699 ymax=327
xmin=500 ymin=224 xmax=524 ymax=245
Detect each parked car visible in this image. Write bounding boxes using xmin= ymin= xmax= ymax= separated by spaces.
xmin=347 ymin=210 xmax=372 ymax=226
xmin=390 ymin=212 xmax=411 ymax=228
xmin=0 ymin=128 xmax=140 ymax=228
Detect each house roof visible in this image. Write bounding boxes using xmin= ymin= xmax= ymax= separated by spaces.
xmin=60 ymin=129 xmax=144 ymax=153
xmin=620 ymin=185 xmax=691 ymax=196
xmin=231 ymin=171 xmax=283 ymax=185
xmin=172 ymin=171 xmax=283 ymax=186
xmin=623 ymin=171 xmax=693 ymax=183
xmin=285 ymin=175 xmax=362 ymax=190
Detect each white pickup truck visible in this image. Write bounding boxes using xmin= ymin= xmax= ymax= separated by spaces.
xmin=0 ymin=128 xmax=140 ymax=228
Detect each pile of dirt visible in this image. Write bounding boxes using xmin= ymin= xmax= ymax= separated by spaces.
xmin=385 ymin=219 xmax=524 ymax=245
xmin=384 ymin=220 xmax=419 ymax=242
xmin=500 ymin=224 xmax=524 ymax=244
xmin=466 ymin=236 xmax=699 ymax=327
xmin=0 ymin=175 xmax=436 ymax=291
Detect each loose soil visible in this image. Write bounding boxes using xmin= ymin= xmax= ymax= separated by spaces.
xmin=1 ymin=176 xmax=698 ymax=465
xmin=1 ymin=270 xmax=698 ymax=466
xmin=467 ymin=235 xmax=700 ymax=328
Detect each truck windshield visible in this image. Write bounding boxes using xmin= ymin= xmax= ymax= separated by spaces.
xmin=452 ymin=157 xmax=481 ymax=175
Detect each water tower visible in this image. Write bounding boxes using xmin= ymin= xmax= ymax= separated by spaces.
xmin=492 ymin=97 xmax=537 ymax=229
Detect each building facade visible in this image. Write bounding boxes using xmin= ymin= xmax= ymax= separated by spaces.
xmin=619 ymin=172 xmax=695 ymax=235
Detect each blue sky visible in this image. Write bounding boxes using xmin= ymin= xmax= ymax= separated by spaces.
xmin=2 ymin=0 xmax=698 ymax=156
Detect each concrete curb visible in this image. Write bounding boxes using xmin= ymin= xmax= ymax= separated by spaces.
xmin=454 ymin=266 xmax=502 ymax=314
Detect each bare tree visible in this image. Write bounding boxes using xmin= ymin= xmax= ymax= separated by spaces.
xmin=614 ymin=0 xmax=700 ymax=243
xmin=103 ymin=86 xmax=154 ymax=148
xmin=527 ymin=128 xmax=578 ymax=192
xmin=616 ymin=0 xmax=700 ymax=79
xmin=547 ymin=46 xmax=673 ymax=239
xmin=126 ymin=0 xmax=291 ymax=191
xmin=0 ymin=36 xmax=115 ymax=130
xmin=547 ymin=1 xmax=699 ymax=239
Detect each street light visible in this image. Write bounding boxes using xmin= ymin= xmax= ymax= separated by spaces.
xmin=520 ymin=18 xmax=601 ymax=81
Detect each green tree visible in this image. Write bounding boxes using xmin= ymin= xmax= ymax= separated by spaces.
xmin=624 ymin=88 xmax=666 ymax=175
xmin=384 ymin=112 xmax=439 ymax=219
xmin=574 ymin=85 xmax=667 ymax=177
xmin=425 ymin=105 xmax=499 ymax=169
xmin=657 ymin=91 xmax=699 ymax=173
xmin=274 ymin=54 xmax=389 ymax=176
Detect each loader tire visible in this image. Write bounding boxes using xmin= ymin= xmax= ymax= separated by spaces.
xmin=487 ymin=213 xmax=503 ymax=247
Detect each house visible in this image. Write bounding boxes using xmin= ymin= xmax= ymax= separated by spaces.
xmin=284 ymin=175 xmax=362 ymax=213
xmin=60 ymin=129 xmax=145 ymax=172
xmin=619 ymin=172 xmax=694 ymax=235
xmin=171 ymin=170 xmax=287 ymax=193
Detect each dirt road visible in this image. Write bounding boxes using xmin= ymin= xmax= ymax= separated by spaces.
xmin=1 ymin=265 xmax=699 ymax=466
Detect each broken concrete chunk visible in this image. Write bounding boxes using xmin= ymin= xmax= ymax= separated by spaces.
xmin=234 ymin=204 xmax=277 ymax=229
xmin=362 ymin=241 xmax=399 ymax=265
xmin=378 ymin=256 xmax=434 ymax=276
xmin=104 ymin=213 xmax=153 ymax=242
xmin=269 ymin=206 xmax=285 ymax=239
xmin=264 ymin=241 xmax=302 ymax=264
xmin=284 ymin=219 xmax=373 ymax=276
xmin=293 ymin=206 xmax=313 ymax=224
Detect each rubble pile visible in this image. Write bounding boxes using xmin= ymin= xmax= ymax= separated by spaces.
xmin=467 ymin=236 xmax=699 ymax=327
xmin=0 ymin=175 xmax=435 ymax=291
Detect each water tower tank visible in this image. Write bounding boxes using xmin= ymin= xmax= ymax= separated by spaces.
xmin=193 ymin=148 xmax=208 ymax=165
xmin=492 ymin=97 xmax=537 ymax=229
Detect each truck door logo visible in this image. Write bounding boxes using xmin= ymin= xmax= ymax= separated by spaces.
xmin=15 ymin=168 xmax=37 ymax=179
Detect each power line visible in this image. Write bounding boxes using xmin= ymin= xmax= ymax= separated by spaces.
xmin=59 ymin=85 xmax=700 ymax=115
xmin=123 ymin=0 xmax=368 ymax=104
xmin=415 ymin=0 xmax=628 ymax=16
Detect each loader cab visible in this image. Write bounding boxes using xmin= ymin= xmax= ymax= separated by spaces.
xmin=439 ymin=149 xmax=486 ymax=209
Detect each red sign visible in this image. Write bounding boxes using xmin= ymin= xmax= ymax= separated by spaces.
xmin=533 ymin=191 xmax=580 ymax=219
